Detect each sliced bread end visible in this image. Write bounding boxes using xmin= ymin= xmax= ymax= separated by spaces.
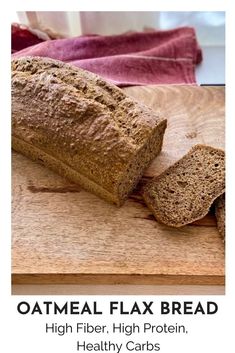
xmin=143 ymin=144 xmax=225 ymax=227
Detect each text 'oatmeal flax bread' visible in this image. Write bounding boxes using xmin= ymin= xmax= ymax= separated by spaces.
xmin=143 ymin=145 xmax=225 ymax=227
xmin=11 ymin=57 xmax=167 ymax=206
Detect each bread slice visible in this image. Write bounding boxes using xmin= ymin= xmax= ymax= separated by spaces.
xmin=143 ymin=144 xmax=225 ymax=227
xmin=12 ymin=57 xmax=167 ymax=206
xmin=215 ymin=193 xmax=225 ymax=240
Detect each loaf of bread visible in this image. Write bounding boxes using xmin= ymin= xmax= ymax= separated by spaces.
xmin=143 ymin=145 xmax=225 ymax=227
xmin=12 ymin=57 xmax=167 ymax=205
xmin=215 ymin=193 xmax=225 ymax=240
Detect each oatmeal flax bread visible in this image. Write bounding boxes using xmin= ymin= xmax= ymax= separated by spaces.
xmin=143 ymin=145 xmax=225 ymax=227
xmin=12 ymin=57 xmax=167 ymax=206
xmin=215 ymin=194 xmax=225 ymax=240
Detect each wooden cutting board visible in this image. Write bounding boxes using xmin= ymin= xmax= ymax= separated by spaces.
xmin=12 ymin=85 xmax=225 ymax=286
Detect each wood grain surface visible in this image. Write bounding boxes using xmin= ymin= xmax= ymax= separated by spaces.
xmin=12 ymin=284 xmax=225 ymax=295
xmin=12 ymin=85 xmax=225 ymax=288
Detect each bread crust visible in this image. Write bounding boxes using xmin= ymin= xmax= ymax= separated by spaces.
xmin=12 ymin=57 xmax=167 ymax=205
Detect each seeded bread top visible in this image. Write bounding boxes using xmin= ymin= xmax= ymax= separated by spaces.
xmin=12 ymin=56 xmax=167 ymax=204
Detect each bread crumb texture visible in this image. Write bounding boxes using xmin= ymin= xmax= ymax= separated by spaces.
xmin=143 ymin=145 xmax=225 ymax=227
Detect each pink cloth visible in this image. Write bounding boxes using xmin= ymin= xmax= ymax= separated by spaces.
xmin=13 ymin=27 xmax=202 ymax=86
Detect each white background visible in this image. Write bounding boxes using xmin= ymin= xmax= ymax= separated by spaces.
xmin=9 ymin=297 xmax=229 ymax=352
xmin=1 ymin=1 xmax=234 ymax=352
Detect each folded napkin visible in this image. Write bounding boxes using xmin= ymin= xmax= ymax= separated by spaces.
xmin=13 ymin=27 xmax=202 ymax=86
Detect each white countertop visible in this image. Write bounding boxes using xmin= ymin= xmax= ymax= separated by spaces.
xmin=196 ymin=45 xmax=225 ymax=85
